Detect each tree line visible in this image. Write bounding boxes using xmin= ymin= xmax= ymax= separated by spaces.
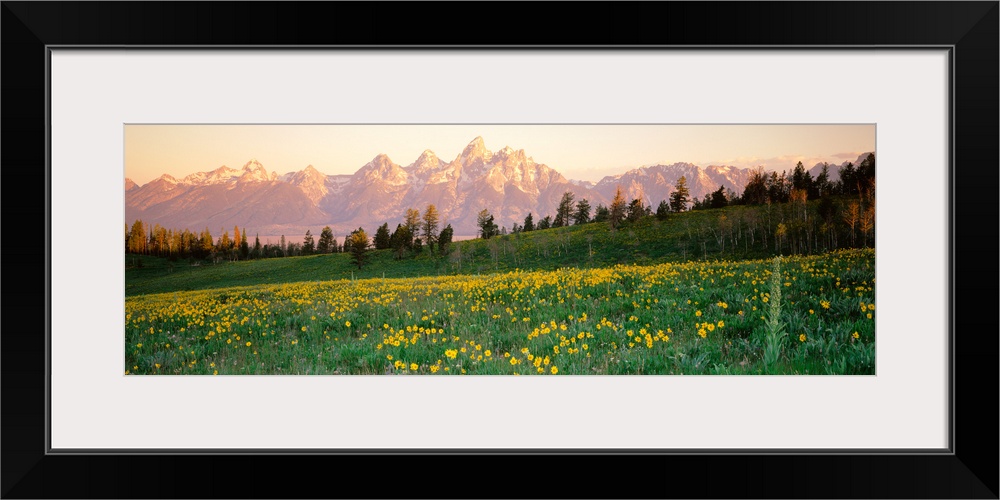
xmin=488 ymin=154 xmax=876 ymax=235
xmin=127 ymin=154 xmax=874 ymax=268
xmin=125 ymin=222 xmax=346 ymax=264
xmin=125 ymin=203 xmax=454 ymax=270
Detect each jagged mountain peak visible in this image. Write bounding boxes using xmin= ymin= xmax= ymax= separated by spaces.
xmin=368 ymin=153 xmax=395 ymax=166
xmin=242 ymin=158 xmax=264 ymax=170
xmin=460 ymin=136 xmax=491 ymax=163
xmin=126 ymin=140 xmax=872 ymax=238
xmin=495 ymin=145 xmax=529 ymax=162
xmin=290 ymin=165 xmax=326 ymax=183
xmin=356 ymin=153 xmax=409 ymax=187
xmin=211 ymin=165 xmax=236 ymax=174
xmin=407 ymin=149 xmax=447 ymax=177
xmin=237 ymin=159 xmax=273 ymax=183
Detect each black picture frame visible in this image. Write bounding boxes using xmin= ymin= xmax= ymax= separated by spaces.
xmin=3 ymin=2 xmax=996 ymax=498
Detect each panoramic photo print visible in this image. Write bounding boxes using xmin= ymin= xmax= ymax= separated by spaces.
xmin=125 ymin=124 xmax=876 ymax=375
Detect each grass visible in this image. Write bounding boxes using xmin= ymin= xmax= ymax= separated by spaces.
xmin=127 ymin=203 xmax=831 ymax=297
xmin=125 ymin=248 xmax=876 ymax=375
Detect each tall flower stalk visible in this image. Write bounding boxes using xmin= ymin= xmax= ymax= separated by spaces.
xmin=762 ymin=256 xmax=787 ymax=373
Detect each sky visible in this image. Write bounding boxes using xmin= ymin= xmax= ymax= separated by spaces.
xmin=125 ymin=124 xmax=875 ymax=185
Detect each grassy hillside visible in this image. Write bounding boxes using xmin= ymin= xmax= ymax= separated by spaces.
xmin=125 ymin=249 xmax=876 ymax=375
xmin=126 ymin=202 xmax=855 ymax=296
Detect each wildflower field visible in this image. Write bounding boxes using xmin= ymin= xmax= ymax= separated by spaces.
xmin=125 ymin=248 xmax=875 ymax=375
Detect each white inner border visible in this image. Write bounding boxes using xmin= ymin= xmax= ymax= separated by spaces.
xmin=50 ymin=50 xmax=949 ymax=450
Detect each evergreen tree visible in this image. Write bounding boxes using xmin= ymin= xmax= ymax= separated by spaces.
xmin=302 ymin=230 xmax=315 ymax=255
xmin=347 ymin=227 xmax=370 ymax=269
xmin=200 ymin=227 xmax=214 ymax=258
xmin=218 ymin=230 xmax=231 ymax=254
xmin=593 ymin=204 xmax=610 ymax=223
xmin=239 ymin=229 xmax=249 ymax=259
xmin=389 ymin=223 xmax=412 ymax=260
xmin=404 ymin=208 xmax=421 ymax=246
xmin=280 ymin=235 xmax=286 ymax=257
xmin=767 ymin=171 xmax=788 ymax=202
xmin=743 ymin=167 xmax=768 ymax=205
xmin=710 ymin=185 xmax=728 ymax=209
xmin=522 ymin=212 xmax=535 ymax=232
xmin=477 ymin=209 xmax=499 ymax=239
xmin=792 ymin=161 xmax=811 ymax=191
xmin=422 ymin=205 xmax=440 ymax=252
xmin=655 ymin=200 xmax=670 ymax=220
xmin=253 ymin=234 xmax=262 ymax=259
xmin=554 ymin=191 xmax=575 ymax=227
xmin=626 ymin=198 xmax=645 ymax=222
xmin=317 ymin=226 xmax=335 ymax=253
xmin=858 ymin=153 xmax=875 ymax=182
xmin=438 ymin=224 xmax=454 ymax=255
xmin=373 ymin=223 xmax=391 ymax=250
xmin=815 ymin=163 xmax=832 ymax=198
xmin=538 ymin=215 xmax=552 ymax=230
xmin=609 ymin=186 xmax=627 ymax=228
xmin=669 ymin=176 xmax=690 ymax=212
xmin=128 ymin=220 xmax=147 ymax=254
xmin=573 ymin=198 xmax=592 ymax=225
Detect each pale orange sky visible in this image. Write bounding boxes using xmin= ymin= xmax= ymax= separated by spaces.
xmin=125 ymin=124 xmax=875 ymax=185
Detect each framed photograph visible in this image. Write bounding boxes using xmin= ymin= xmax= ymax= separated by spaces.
xmin=3 ymin=2 xmax=996 ymax=498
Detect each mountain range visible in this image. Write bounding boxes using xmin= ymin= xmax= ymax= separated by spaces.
xmin=125 ymin=137 xmax=872 ymax=237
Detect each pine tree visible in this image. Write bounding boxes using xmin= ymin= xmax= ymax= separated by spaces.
xmin=554 ymin=191 xmax=575 ymax=227
xmin=422 ymin=204 xmax=440 ymax=252
xmin=128 ymin=220 xmax=147 ymax=254
xmin=239 ymin=229 xmax=249 ymax=259
xmin=200 ymin=227 xmax=214 ymax=258
xmin=710 ymin=185 xmax=728 ymax=209
xmin=218 ymin=230 xmax=231 ymax=254
xmin=438 ymin=224 xmax=454 ymax=255
xmin=792 ymin=161 xmax=810 ymax=191
xmin=655 ymin=200 xmax=670 ymax=220
xmin=626 ymin=199 xmax=645 ymax=222
xmin=522 ymin=212 xmax=535 ymax=232
xmin=302 ymin=230 xmax=315 ymax=255
xmin=743 ymin=167 xmax=769 ymax=205
xmin=538 ymin=215 xmax=552 ymax=230
xmin=347 ymin=227 xmax=370 ymax=269
xmin=404 ymin=208 xmax=421 ymax=246
xmin=477 ymin=209 xmax=498 ymax=239
xmin=593 ymin=204 xmax=609 ymax=223
xmin=317 ymin=226 xmax=335 ymax=253
xmin=815 ymin=163 xmax=832 ymax=198
xmin=669 ymin=176 xmax=690 ymax=212
xmin=609 ymin=186 xmax=627 ymax=228
xmin=573 ymin=199 xmax=592 ymax=225
xmin=389 ymin=223 xmax=411 ymax=260
xmin=373 ymin=223 xmax=391 ymax=250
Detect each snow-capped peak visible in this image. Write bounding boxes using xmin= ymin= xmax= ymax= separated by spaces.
xmin=235 ymin=159 xmax=274 ymax=183
xmin=460 ymin=136 xmax=492 ymax=163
